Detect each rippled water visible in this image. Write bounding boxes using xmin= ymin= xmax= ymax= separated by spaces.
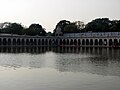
xmin=0 ymin=47 xmax=120 ymax=90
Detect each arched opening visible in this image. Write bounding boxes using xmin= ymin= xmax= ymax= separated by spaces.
xmin=74 ymin=39 xmax=77 ymax=45
xmin=104 ymin=39 xmax=107 ymax=46
xmin=67 ymin=39 xmax=69 ymax=45
xmin=22 ymin=39 xmax=25 ymax=45
xmin=42 ymin=39 xmax=44 ymax=45
xmin=13 ymin=39 xmax=16 ymax=45
xmin=49 ymin=39 xmax=52 ymax=45
xmin=26 ymin=39 xmax=29 ymax=45
xmin=30 ymin=39 xmax=33 ymax=45
xmin=52 ymin=39 xmax=56 ymax=45
xmin=3 ymin=38 xmax=7 ymax=45
xmin=95 ymin=39 xmax=98 ymax=45
xmin=45 ymin=39 xmax=48 ymax=45
xmin=82 ymin=39 xmax=85 ymax=45
xmin=0 ymin=38 xmax=1 ymax=45
xmin=60 ymin=39 xmax=62 ymax=46
xmin=38 ymin=39 xmax=41 ymax=45
xmin=70 ymin=39 xmax=73 ymax=45
xmin=99 ymin=39 xmax=103 ymax=45
xmin=17 ymin=39 xmax=21 ymax=45
xmin=109 ymin=39 xmax=113 ymax=46
xmin=114 ymin=39 xmax=118 ymax=46
xmin=78 ymin=39 xmax=81 ymax=46
xmin=34 ymin=39 xmax=37 ymax=45
xmin=63 ymin=39 xmax=66 ymax=45
xmin=119 ymin=39 xmax=120 ymax=46
xmin=86 ymin=39 xmax=89 ymax=45
xmin=55 ymin=39 xmax=58 ymax=45
xmin=90 ymin=39 xmax=93 ymax=45
xmin=8 ymin=38 xmax=11 ymax=45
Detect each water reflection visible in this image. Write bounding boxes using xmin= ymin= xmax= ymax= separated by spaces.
xmin=0 ymin=47 xmax=120 ymax=77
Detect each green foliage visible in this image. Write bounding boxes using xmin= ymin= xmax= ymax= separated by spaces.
xmin=25 ymin=24 xmax=46 ymax=36
xmin=63 ymin=23 xmax=80 ymax=33
xmin=84 ymin=18 xmax=112 ymax=32
xmin=84 ymin=18 xmax=120 ymax=32
xmin=0 ymin=22 xmax=23 ymax=34
xmin=0 ymin=22 xmax=46 ymax=36
xmin=53 ymin=20 xmax=83 ymax=34
xmin=53 ymin=20 xmax=70 ymax=35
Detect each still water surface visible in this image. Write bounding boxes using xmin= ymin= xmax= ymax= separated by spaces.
xmin=0 ymin=47 xmax=120 ymax=90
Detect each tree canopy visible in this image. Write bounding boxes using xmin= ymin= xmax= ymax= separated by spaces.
xmin=23 ymin=24 xmax=46 ymax=36
xmin=0 ymin=22 xmax=46 ymax=36
xmin=53 ymin=20 xmax=84 ymax=35
xmin=84 ymin=18 xmax=120 ymax=32
xmin=0 ymin=18 xmax=120 ymax=36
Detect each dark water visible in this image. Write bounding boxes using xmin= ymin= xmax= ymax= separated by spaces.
xmin=0 ymin=47 xmax=120 ymax=90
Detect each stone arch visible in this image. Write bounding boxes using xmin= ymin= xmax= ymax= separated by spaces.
xmin=99 ymin=39 xmax=103 ymax=45
xmin=8 ymin=38 xmax=11 ymax=45
xmin=13 ymin=39 xmax=16 ymax=45
xmin=104 ymin=39 xmax=107 ymax=46
xmin=3 ymin=38 xmax=7 ymax=45
xmin=86 ymin=39 xmax=89 ymax=45
xmin=49 ymin=39 xmax=52 ymax=45
xmin=74 ymin=39 xmax=77 ymax=45
xmin=90 ymin=39 xmax=93 ymax=45
xmin=0 ymin=38 xmax=1 ymax=45
xmin=42 ymin=39 xmax=44 ymax=45
xmin=114 ymin=39 xmax=118 ymax=46
xmin=63 ymin=39 xmax=66 ymax=45
xmin=45 ymin=39 xmax=48 ymax=45
xmin=17 ymin=39 xmax=21 ymax=45
xmin=55 ymin=39 xmax=58 ymax=45
xmin=21 ymin=39 xmax=25 ymax=45
xmin=34 ymin=39 xmax=37 ymax=45
xmin=26 ymin=39 xmax=29 ymax=45
xmin=66 ymin=39 xmax=69 ymax=45
xmin=82 ymin=39 xmax=85 ymax=45
xmin=38 ymin=39 xmax=41 ymax=45
xmin=109 ymin=39 xmax=113 ymax=46
xmin=95 ymin=39 xmax=98 ymax=45
xmin=53 ymin=39 xmax=56 ymax=45
xmin=78 ymin=39 xmax=81 ymax=46
xmin=119 ymin=39 xmax=120 ymax=46
xmin=30 ymin=39 xmax=33 ymax=45
xmin=60 ymin=39 xmax=62 ymax=46
xmin=70 ymin=39 xmax=73 ymax=45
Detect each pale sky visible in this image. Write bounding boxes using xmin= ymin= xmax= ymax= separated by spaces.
xmin=0 ymin=0 xmax=120 ymax=32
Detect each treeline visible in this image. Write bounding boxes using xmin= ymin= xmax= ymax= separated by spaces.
xmin=0 ymin=18 xmax=120 ymax=36
xmin=84 ymin=18 xmax=120 ymax=32
xmin=53 ymin=18 xmax=120 ymax=35
xmin=0 ymin=22 xmax=46 ymax=36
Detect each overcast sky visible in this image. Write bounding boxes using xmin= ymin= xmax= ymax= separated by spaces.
xmin=0 ymin=0 xmax=120 ymax=32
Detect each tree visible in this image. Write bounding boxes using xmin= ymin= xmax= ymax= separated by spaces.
xmin=84 ymin=18 xmax=112 ymax=32
xmin=110 ymin=20 xmax=120 ymax=32
xmin=63 ymin=23 xmax=80 ymax=33
xmin=53 ymin=20 xmax=83 ymax=35
xmin=0 ymin=22 xmax=24 ymax=34
xmin=53 ymin=20 xmax=70 ymax=35
xmin=25 ymin=24 xmax=46 ymax=36
xmin=9 ymin=23 xmax=23 ymax=34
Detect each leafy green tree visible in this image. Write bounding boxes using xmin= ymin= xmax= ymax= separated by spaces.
xmin=84 ymin=18 xmax=112 ymax=32
xmin=53 ymin=20 xmax=70 ymax=35
xmin=110 ymin=20 xmax=120 ymax=32
xmin=53 ymin=20 xmax=83 ymax=34
xmin=0 ymin=22 xmax=24 ymax=34
xmin=64 ymin=23 xmax=80 ymax=33
xmin=25 ymin=24 xmax=46 ymax=36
